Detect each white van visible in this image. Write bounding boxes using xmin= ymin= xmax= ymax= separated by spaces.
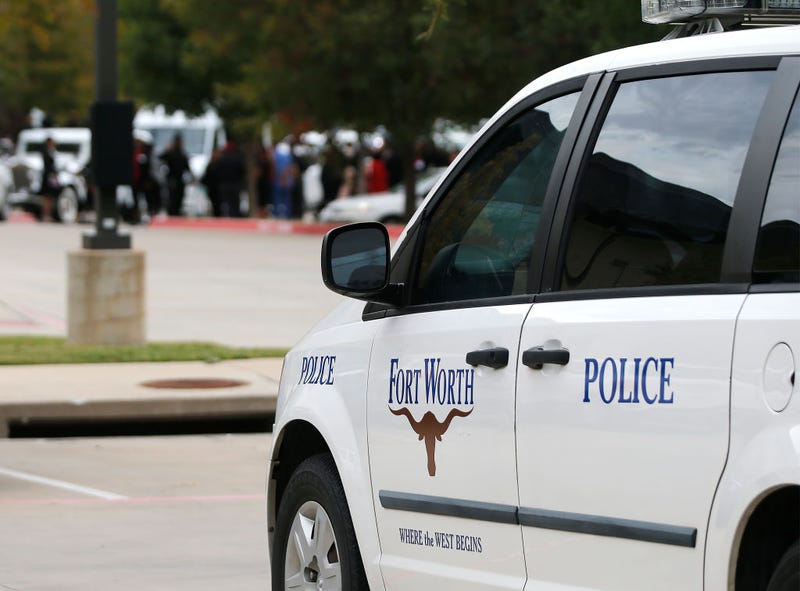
xmin=133 ymin=105 xmax=226 ymax=216
xmin=267 ymin=6 xmax=800 ymax=591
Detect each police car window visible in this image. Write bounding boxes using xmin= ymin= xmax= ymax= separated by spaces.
xmin=413 ymin=92 xmax=579 ymax=305
xmin=559 ymin=70 xmax=774 ymax=291
xmin=754 ymin=94 xmax=800 ymax=284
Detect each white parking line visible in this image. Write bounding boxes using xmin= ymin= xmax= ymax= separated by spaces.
xmin=0 ymin=493 xmax=265 ymax=506
xmin=0 ymin=466 xmax=128 ymax=500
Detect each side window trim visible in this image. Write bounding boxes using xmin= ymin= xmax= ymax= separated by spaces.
xmin=367 ymin=74 xmax=597 ymax=318
xmin=525 ymin=72 xmax=604 ymax=295
xmin=614 ymin=55 xmax=782 ymax=83
xmin=722 ymin=56 xmax=800 ymax=283
xmin=540 ymin=72 xmax=618 ymax=293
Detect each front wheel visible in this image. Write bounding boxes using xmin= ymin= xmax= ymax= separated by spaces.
xmin=767 ymin=540 xmax=799 ymax=591
xmin=55 ymin=186 xmax=79 ymax=224
xmin=272 ymin=454 xmax=368 ymax=591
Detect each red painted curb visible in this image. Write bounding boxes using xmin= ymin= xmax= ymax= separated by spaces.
xmin=5 ymin=210 xmax=406 ymax=239
xmin=148 ymin=216 xmax=405 ymax=239
xmin=6 ymin=211 xmax=37 ymax=224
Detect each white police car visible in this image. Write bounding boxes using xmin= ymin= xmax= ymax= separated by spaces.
xmin=268 ymin=4 xmax=800 ymax=590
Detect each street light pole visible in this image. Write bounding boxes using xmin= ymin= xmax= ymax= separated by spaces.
xmin=67 ymin=0 xmax=145 ymax=345
xmin=83 ymin=0 xmax=132 ymax=250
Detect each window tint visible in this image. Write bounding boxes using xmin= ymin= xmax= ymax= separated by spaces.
xmin=413 ymin=92 xmax=580 ymax=305
xmin=754 ymin=94 xmax=800 ymax=284
xmin=559 ymin=71 xmax=774 ymax=291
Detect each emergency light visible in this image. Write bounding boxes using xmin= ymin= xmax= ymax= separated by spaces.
xmin=642 ymin=0 xmax=800 ymax=24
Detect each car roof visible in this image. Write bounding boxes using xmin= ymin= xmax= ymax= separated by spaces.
xmin=506 ymin=25 xmax=800 ymax=114
xmin=17 ymin=127 xmax=91 ymax=143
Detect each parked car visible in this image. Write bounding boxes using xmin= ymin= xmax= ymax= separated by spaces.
xmin=0 ymin=160 xmax=12 ymax=220
xmin=6 ymin=127 xmax=90 ymax=223
xmin=318 ymin=167 xmax=447 ymax=224
xmin=268 ymin=10 xmax=800 ymax=591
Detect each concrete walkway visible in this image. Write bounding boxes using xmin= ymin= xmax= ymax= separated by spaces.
xmin=0 ymin=357 xmax=284 ymax=437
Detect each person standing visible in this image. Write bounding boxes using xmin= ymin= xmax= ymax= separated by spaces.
xmin=272 ymin=141 xmax=297 ymax=219
xmin=201 ymin=148 xmax=222 ymax=217
xmin=133 ymin=132 xmax=161 ymax=218
xmin=39 ymin=137 xmax=59 ymax=222
xmin=158 ymin=134 xmax=191 ymax=216
xmin=363 ymin=141 xmax=389 ymax=193
xmin=255 ymin=144 xmax=274 ymax=218
xmin=318 ymin=139 xmax=344 ymax=216
xmin=214 ymin=139 xmax=246 ymax=218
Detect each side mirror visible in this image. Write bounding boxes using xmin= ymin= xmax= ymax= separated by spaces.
xmin=321 ymin=222 xmax=400 ymax=303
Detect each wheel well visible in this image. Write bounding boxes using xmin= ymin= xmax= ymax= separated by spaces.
xmin=272 ymin=420 xmax=331 ymax=517
xmin=735 ymin=486 xmax=800 ymax=591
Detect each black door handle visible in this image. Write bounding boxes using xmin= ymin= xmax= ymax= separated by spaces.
xmin=466 ymin=347 xmax=509 ymax=369
xmin=522 ymin=346 xmax=570 ymax=370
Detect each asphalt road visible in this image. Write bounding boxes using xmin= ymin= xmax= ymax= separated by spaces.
xmin=0 ymin=222 xmax=344 ymax=348
xmin=0 ymin=433 xmax=272 ymax=590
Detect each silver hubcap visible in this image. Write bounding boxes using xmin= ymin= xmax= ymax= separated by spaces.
xmin=57 ymin=188 xmax=78 ymax=223
xmin=285 ymin=501 xmax=341 ymax=591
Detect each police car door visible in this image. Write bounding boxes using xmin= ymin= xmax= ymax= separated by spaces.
xmin=516 ymin=65 xmax=780 ymax=590
xmin=366 ymin=86 xmax=586 ymax=590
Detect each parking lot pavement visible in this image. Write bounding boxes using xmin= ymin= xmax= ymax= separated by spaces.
xmin=0 ymin=433 xmax=272 ymax=590
xmin=0 ymin=222 xmax=346 ymax=348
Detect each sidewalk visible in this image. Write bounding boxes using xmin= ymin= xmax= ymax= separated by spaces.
xmin=0 ymin=357 xmax=284 ymax=437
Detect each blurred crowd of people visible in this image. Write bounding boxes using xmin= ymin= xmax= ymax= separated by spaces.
xmin=1 ymin=112 xmax=460 ymax=223
xmin=131 ymin=131 xmax=456 ymax=221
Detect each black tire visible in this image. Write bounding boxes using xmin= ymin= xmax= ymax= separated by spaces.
xmin=272 ymin=453 xmax=369 ymax=591
xmin=54 ymin=186 xmax=79 ymax=224
xmin=766 ymin=540 xmax=800 ymax=591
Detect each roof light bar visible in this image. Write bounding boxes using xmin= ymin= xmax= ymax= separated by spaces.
xmin=642 ymin=0 xmax=800 ymax=24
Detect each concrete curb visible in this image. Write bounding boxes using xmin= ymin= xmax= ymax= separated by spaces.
xmin=0 ymin=358 xmax=283 ymax=437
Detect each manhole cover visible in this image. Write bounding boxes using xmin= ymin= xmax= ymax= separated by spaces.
xmin=140 ymin=378 xmax=249 ymax=390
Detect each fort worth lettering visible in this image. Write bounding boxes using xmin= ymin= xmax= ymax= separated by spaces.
xmin=388 ymin=357 xmax=475 ymax=477
xmin=388 ymin=357 xmax=474 ymax=406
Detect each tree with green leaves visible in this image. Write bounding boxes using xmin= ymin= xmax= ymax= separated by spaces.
xmin=119 ymin=0 xmax=661 ymax=219
xmin=0 ymin=0 xmax=94 ymax=136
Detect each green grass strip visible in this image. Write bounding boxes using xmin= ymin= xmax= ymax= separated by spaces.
xmin=0 ymin=336 xmax=287 ymax=365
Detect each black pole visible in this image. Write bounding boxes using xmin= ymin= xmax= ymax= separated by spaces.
xmin=96 ymin=0 xmax=117 ymax=102
xmin=83 ymin=0 xmax=132 ymax=250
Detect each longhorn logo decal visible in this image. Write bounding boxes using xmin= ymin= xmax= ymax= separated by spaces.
xmin=389 ymin=407 xmax=473 ymax=476
xmin=387 ymin=357 xmax=476 ymax=476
